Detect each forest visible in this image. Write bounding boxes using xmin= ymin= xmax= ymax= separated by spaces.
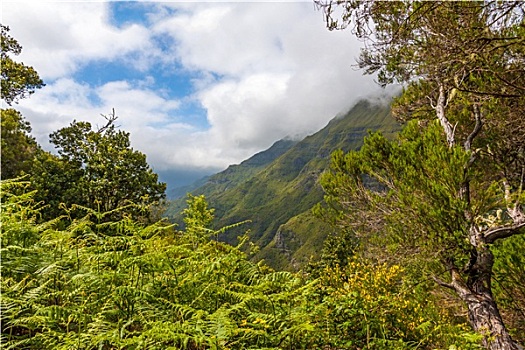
xmin=1 ymin=2 xmax=524 ymax=350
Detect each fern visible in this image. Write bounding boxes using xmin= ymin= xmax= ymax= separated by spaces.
xmin=2 ymin=180 xmax=478 ymax=349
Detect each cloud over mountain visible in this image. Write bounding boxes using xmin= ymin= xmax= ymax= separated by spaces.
xmin=3 ymin=1 xmax=384 ymax=187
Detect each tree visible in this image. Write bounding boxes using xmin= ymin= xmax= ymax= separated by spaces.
xmin=1 ymin=25 xmax=44 ymax=179
xmin=1 ymin=109 xmax=40 ymax=179
xmin=182 ymin=194 xmax=215 ymax=245
xmin=30 ymin=150 xmax=83 ymax=220
xmin=1 ymin=24 xmax=44 ymax=105
xmin=36 ymin=110 xmax=166 ymax=221
xmin=314 ymin=1 xmax=524 ymax=349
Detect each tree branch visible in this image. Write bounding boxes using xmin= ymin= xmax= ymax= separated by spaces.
xmin=484 ymin=222 xmax=525 ymax=243
xmin=435 ymin=83 xmax=455 ymax=147
xmin=432 ymin=275 xmax=455 ymax=290
xmin=97 ymin=108 xmax=118 ymax=134
xmin=464 ymin=104 xmax=483 ymax=152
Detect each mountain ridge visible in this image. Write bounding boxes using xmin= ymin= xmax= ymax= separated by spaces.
xmin=166 ymin=99 xmax=399 ymax=270
xmin=165 ymin=138 xmax=298 ymax=215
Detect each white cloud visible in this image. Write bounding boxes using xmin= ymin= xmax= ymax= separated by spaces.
xmin=152 ymin=3 xmax=380 ymax=158
xmin=96 ymin=81 xmax=180 ymax=124
xmin=200 ymin=73 xmax=290 ymax=149
xmin=3 ymin=2 xmax=385 ymax=187
xmin=153 ymin=4 xmax=293 ymax=76
xmin=2 ymin=2 xmax=155 ymax=79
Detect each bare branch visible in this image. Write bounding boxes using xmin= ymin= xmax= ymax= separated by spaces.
xmin=464 ymin=104 xmax=483 ymax=152
xmin=435 ymin=84 xmax=455 ymax=147
xmin=97 ymin=108 xmax=118 ymax=134
xmin=484 ymin=222 xmax=525 ymax=243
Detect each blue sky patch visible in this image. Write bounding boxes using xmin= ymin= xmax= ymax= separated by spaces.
xmin=108 ymin=2 xmax=152 ymax=29
xmin=73 ymin=60 xmax=142 ymax=88
xmin=72 ymin=56 xmax=209 ymax=128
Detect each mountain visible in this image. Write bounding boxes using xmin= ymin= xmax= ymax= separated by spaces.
xmin=166 ymin=175 xmax=210 ymax=200
xmin=166 ymin=99 xmax=399 ymax=270
xmin=164 ymin=139 xmax=298 ymax=216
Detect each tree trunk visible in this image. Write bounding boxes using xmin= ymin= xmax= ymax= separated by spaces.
xmin=446 ymin=242 xmax=523 ymax=350
xmin=463 ymin=290 xmax=521 ymax=350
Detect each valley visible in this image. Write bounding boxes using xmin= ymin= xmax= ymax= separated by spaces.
xmin=166 ymin=99 xmax=400 ymax=270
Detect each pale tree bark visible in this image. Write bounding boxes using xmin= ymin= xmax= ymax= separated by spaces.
xmin=435 ymin=226 xmax=523 ymax=350
xmin=432 ymin=86 xmax=524 ymax=350
xmin=433 ymin=84 xmax=456 ymax=148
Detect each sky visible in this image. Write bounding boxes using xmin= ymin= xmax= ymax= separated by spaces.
xmin=2 ymin=1 xmax=387 ymax=190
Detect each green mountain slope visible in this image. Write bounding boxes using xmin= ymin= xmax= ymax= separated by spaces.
xmin=167 ymin=100 xmax=399 ymax=270
xmin=165 ymin=139 xmax=298 ymax=218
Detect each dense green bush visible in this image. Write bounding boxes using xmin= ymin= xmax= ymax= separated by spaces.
xmin=1 ymin=182 xmax=484 ymax=349
xmin=0 ymin=183 xmax=312 ymax=349
xmin=304 ymin=260 xmax=481 ymax=349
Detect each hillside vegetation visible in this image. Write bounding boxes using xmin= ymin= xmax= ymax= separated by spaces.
xmin=167 ymin=99 xmax=399 ymax=270
xmin=2 ymin=181 xmax=484 ymax=349
xmin=165 ymin=139 xmax=297 ymax=212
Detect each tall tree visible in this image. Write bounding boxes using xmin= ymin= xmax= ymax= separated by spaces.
xmin=1 ymin=24 xmax=44 ymax=105
xmin=315 ymin=1 xmax=524 ymax=349
xmin=1 ymin=109 xmax=40 ymax=180
xmin=36 ymin=111 xmax=166 ymax=221
xmin=1 ymin=25 xmax=44 ymax=179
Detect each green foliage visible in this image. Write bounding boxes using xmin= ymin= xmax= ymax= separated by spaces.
xmin=0 ymin=181 xmax=308 ymax=349
xmin=1 ymin=24 xmax=44 ymax=105
xmin=183 ymin=194 xmax=214 ymax=234
xmin=320 ymin=121 xmax=472 ymax=265
xmin=304 ymin=260 xmax=481 ymax=349
xmin=318 ymin=120 xmax=525 ymax=348
xmin=33 ymin=112 xmax=166 ymax=222
xmin=1 ymin=181 xmax=493 ymax=349
xmin=492 ymin=234 xmax=525 ymax=343
xmin=1 ymin=108 xmax=41 ymax=180
xmin=1 ymin=25 xmax=44 ymax=180
xmin=263 ymin=211 xmax=332 ymax=271
xmin=29 ymin=150 xmax=81 ymax=220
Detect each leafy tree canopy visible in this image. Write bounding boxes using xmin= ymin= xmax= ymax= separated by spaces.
xmin=1 ymin=108 xmax=40 ymax=180
xmin=1 ymin=24 xmax=44 ymax=180
xmin=1 ymin=24 xmax=44 ymax=105
xmin=34 ymin=110 xmax=166 ymax=222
